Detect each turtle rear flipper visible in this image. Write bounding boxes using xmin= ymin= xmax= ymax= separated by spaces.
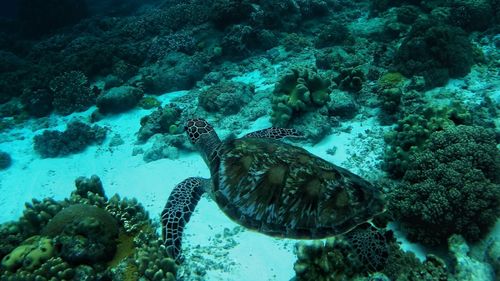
xmin=161 ymin=177 xmax=209 ymax=262
xmin=243 ymin=127 xmax=304 ymax=140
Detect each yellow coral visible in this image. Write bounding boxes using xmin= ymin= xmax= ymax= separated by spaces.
xmin=1 ymin=235 xmax=54 ymax=271
xmin=378 ymin=72 xmax=405 ymax=88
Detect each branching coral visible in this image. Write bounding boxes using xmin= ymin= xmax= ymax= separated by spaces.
xmin=388 ymin=125 xmax=500 ymax=245
xmin=49 ymin=71 xmax=97 ymax=115
xmin=0 ymin=175 xmax=178 ymax=280
xmin=382 ymin=104 xmax=472 ymax=178
xmin=33 ymin=120 xmax=107 ymax=158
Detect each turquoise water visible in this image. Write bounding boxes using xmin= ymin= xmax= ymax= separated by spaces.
xmin=0 ymin=1 xmax=499 ymax=280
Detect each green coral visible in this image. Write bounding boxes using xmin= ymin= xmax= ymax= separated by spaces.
xmin=271 ymin=68 xmax=331 ymax=127
xmin=383 ymin=103 xmax=472 ymax=178
xmin=138 ymin=103 xmax=182 ymax=142
xmin=378 ymin=72 xmax=406 ymax=89
xmin=389 ymin=125 xmax=500 ymax=245
xmin=138 ymin=96 xmax=161 ymax=110
xmin=333 ymin=67 xmax=364 ymax=92
xmin=1 ymin=235 xmax=54 ymax=272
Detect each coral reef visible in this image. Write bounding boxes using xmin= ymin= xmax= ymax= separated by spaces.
xmin=198 ymin=80 xmax=253 ymax=115
xmin=382 ymin=104 xmax=472 ymax=179
xmin=293 ymin=225 xmax=450 ymax=280
xmin=0 ymin=175 xmax=178 ymax=280
xmin=394 ymin=19 xmax=474 ymax=89
xmin=333 ymin=67 xmax=365 ymax=93
xmin=140 ymin=52 xmax=206 ymax=94
xmin=41 ymin=204 xmax=119 ymax=264
xmin=33 ymin=120 xmax=107 ymax=158
xmin=315 ymin=21 xmax=351 ymax=48
xmin=271 ymin=68 xmax=332 ymax=127
xmin=137 ymin=103 xmax=183 ymax=143
xmin=49 ymin=71 xmax=97 ymax=115
xmin=388 ymin=125 xmax=500 ymax=245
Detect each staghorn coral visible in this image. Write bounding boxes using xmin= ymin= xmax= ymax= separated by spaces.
xmin=271 ymin=67 xmax=331 ymax=127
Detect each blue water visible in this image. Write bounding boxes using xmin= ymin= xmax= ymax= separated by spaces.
xmin=0 ymin=1 xmax=499 ymax=280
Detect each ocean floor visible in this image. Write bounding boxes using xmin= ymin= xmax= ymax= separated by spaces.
xmin=0 ymin=89 xmax=389 ymax=281
xmin=1 ymin=79 xmax=499 ymax=280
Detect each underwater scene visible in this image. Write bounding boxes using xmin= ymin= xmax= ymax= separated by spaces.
xmin=0 ymin=0 xmax=499 ymax=280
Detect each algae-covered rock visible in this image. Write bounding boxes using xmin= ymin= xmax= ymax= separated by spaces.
xmin=96 ymin=85 xmax=144 ymax=114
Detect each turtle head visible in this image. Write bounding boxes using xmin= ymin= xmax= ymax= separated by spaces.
xmin=185 ymin=118 xmax=221 ymax=165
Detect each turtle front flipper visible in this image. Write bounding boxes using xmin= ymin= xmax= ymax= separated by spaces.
xmin=161 ymin=177 xmax=209 ymax=262
xmin=243 ymin=127 xmax=304 ymax=140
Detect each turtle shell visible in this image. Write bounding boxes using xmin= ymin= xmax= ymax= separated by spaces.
xmin=210 ymin=137 xmax=385 ymax=239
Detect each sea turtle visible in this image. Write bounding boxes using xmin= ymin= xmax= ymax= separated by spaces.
xmin=161 ymin=118 xmax=385 ymax=262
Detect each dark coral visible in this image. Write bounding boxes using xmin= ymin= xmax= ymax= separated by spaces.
xmin=96 ymin=86 xmax=144 ymax=114
xmin=382 ymin=104 xmax=472 ymax=179
xmin=209 ymin=0 xmax=253 ymax=29
xmin=334 ymin=67 xmax=364 ymax=92
xmin=137 ymin=103 xmax=183 ymax=142
xmin=198 ymin=80 xmax=253 ymax=115
xmin=140 ymin=52 xmax=207 ymax=94
xmin=389 ymin=125 xmax=500 ymax=245
xmin=33 ymin=120 xmax=107 ymax=158
xmin=394 ymin=19 xmax=474 ymax=89
xmin=73 ymin=175 xmax=106 ymax=200
xmin=449 ymin=0 xmax=494 ymax=31
xmin=315 ymin=21 xmax=350 ymax=48
xmin=49 ymin=71 xmax=97 ymax=115
xmin=42 ymin=204 xmax=118 ymax=265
